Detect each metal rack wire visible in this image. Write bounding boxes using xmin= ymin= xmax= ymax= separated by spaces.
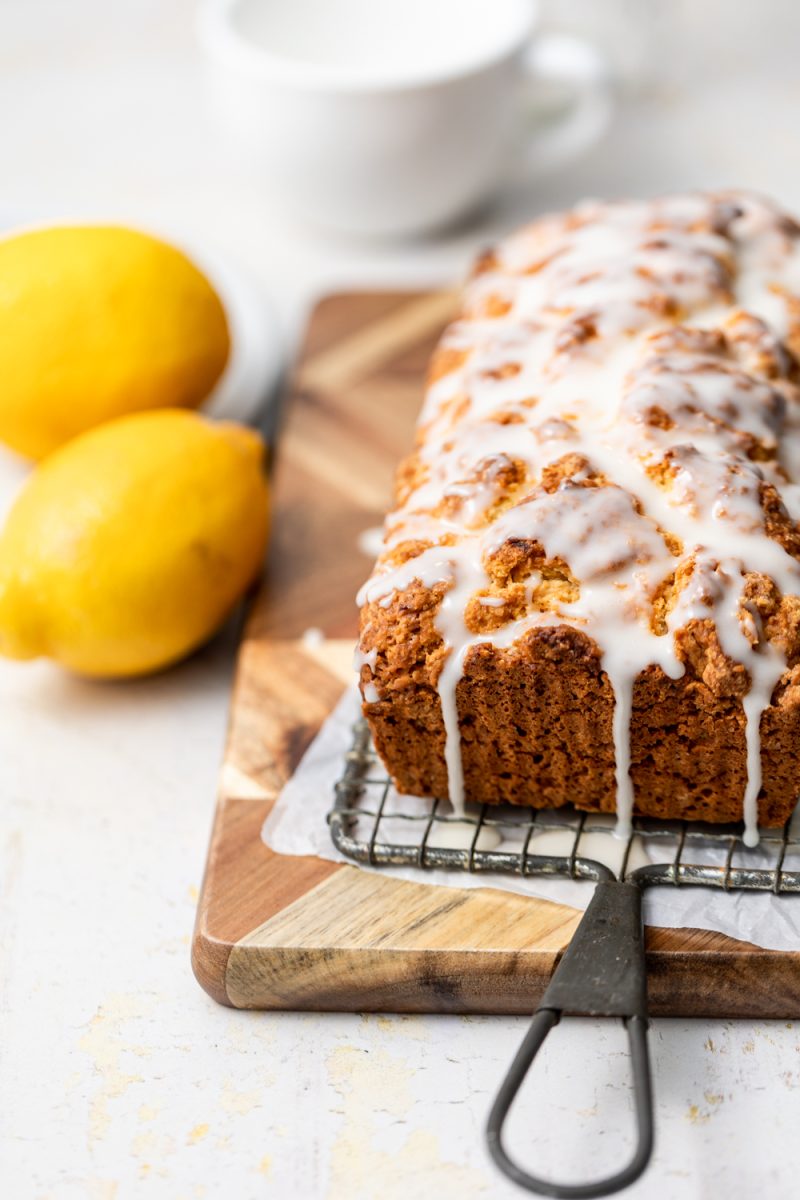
xmin=328 ymin=718 xmax=800 ymax=1198
xmin=329 ymin=718 xmax=800 ymax=893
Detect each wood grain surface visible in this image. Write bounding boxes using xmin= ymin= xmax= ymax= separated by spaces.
xmin=192 ymin=291 xmax=800 ymax=1015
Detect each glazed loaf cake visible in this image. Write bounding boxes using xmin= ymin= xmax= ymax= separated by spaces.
xmin=356 ymin=192 xmax=800 ymax=843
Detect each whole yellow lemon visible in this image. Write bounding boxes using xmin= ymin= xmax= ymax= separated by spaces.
xmin=0 ymin=225 xmax=230 ymax=459
xmin=0 ymin=409 xmax=268 ymax=677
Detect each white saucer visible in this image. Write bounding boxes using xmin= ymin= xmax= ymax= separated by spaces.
xmin=189 ymin=241 xmax=284 ymax=427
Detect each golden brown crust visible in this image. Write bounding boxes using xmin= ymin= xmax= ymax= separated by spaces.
xmin=360 ymin=610 xmax=800 ymax=826
xmin=358 ymin=192 xmax=800 ymax=828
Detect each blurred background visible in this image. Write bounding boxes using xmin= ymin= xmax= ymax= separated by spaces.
xmin=3 ymin=0 xmax=800 ymax=343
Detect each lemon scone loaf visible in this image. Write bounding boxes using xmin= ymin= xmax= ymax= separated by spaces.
xmin=356 ymin=192 xmax=800 ymax=844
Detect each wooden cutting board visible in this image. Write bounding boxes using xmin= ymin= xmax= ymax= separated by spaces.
xmin=192 ymin=290 xmax=800 ymax=1015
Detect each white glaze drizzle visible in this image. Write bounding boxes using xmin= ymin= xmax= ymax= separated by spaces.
xmin=357 ymin=192 xmax=800 ymax=842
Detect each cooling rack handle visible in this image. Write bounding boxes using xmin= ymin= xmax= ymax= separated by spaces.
xmin=486 ymin=880 xmax=654 ymax=1198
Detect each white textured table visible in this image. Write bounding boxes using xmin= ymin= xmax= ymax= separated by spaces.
xmin=2 ymin=3 xmax=800 ymax=1197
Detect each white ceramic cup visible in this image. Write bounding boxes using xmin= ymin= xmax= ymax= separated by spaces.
xmin=197 ymin=0 xmax=613 ymax=238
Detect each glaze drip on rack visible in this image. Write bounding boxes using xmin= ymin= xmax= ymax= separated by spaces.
xmin=357 ymin=192 xmax=800 ymax=844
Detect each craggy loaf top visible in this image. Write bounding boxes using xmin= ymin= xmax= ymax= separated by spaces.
xmin=357 ymin=192 xmax=800 ymax=843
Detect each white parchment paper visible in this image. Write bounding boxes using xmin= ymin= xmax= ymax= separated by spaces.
xmin=262 ymin=688 xmax=800 ymax=951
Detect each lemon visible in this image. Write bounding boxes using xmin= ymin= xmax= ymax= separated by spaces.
xmin=0 ymin=409 xmax=268 ymax=677
xmin=0 ymin=225 xmax=230 ymax=459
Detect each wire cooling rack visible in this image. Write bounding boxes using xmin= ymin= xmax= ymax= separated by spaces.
xmin=329 ymin=718 xmax=800 ymax=892
xmin=329 ymin=717 xmax=800 ymax=1198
